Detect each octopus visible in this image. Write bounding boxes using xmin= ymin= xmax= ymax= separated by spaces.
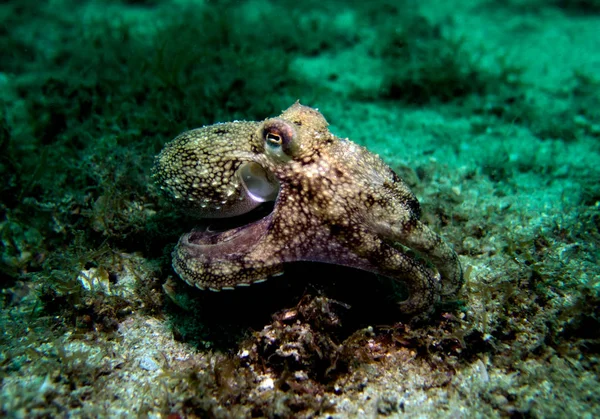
xmin=152 ymin=102 xmax=462 ymax=315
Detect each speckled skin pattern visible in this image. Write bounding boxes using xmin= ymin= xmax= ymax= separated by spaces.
xmin=153 ymin=103 xmax=462 ymax=314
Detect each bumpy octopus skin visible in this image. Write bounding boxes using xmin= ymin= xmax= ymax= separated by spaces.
xmin=152 ymin=103 xmax=462 ymax=315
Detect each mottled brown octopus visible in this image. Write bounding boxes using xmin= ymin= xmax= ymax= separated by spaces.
xmin=153 ymin=102 xmax=462 ymax=315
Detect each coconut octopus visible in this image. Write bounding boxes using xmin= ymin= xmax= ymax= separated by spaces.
xmin=153 ymin=102 xmax=462 ymax=315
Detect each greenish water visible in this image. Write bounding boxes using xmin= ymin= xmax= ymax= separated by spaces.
xmin=0 ymin=0 xmax=598 ymax=417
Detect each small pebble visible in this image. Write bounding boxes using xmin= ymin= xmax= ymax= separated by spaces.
xmin=139 ymin=356 xmax=159 ymax=371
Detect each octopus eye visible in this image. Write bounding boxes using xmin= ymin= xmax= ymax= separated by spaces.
xmin=265 ymin=132 xmax=283 ymax=147
xmin=262 ymin=118 xmax=298 ymax=159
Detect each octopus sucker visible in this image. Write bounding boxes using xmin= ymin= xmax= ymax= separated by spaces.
xmin=153 ymin=102 xmax=463 ymax=316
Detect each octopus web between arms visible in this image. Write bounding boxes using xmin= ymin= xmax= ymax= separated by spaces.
xmin=153 ymin=102 xmax=463 ymax=317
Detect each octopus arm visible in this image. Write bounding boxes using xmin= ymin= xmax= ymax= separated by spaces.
xmin=373 ymin=217 xmax=463 ymax=298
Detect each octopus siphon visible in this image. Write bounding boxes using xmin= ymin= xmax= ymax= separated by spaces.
xmin=152 ymin=102 xmax=462 ymax=315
